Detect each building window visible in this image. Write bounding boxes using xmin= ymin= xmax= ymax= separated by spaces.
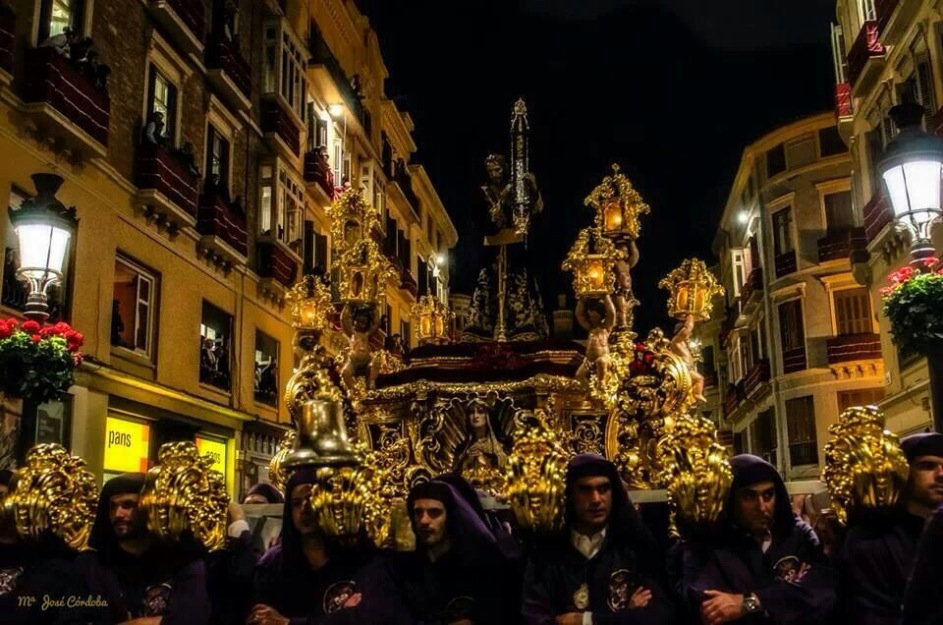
xmin=200 ymin=302 xmax=232 ymax=391
xmin=730 ymin=248 xmax=746 ymax=297
xmin=767 ymin=144 xmax=786 ymax=178
xmin=909 ymin=56 xmax=936 ymax=131
xmin=146 ymin=65 xmax=178 ymax=146
xmin=417 ymin=256 xmax=429 ymax=296
xmin=112 ymin=255 xmax=158 ymax=359
xmin=838 ymin=388 xmax=885 ymax=412
xmin=858 ymin=0 xmax=876 ymax=22
xmin=401 ymin=319 xmax=411 ymax=347
xmin=205 ymin=124 xmax=230 ymax=193
xmin=3 ymin=189 xmax=71 ymax=322
xmin=824 ymin=190 xmax=854 ymax=233
xmin=701 ymin=345 xmax=715 ymax=378
xmin=772 ymin=207 xmax=794 ymax=256
xmin=254 ymin=331 xmax=279 ymax=407
xmin=834 ymin=287 xmax=872 ymax=336
xmin=751 ymin=408 xmax=777 ymax=467
xmin=733 ymin=431 xmax=746 ymax=454
xmin=262 ymin=21 xmax=307 ymax=121
xmin=38 ymin=0 xmax=85 ymax=43
xmin=786 ymin=396 xmax=818 ymax=467
xmin=779 ymin=299 xmax=805 ymax=351
xmin=259 ymin=163 xmax=304 ymax=251
xmin=819 ymin=127 xmax=846 ymax=158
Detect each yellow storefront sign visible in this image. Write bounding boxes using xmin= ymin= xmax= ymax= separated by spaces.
xmin=196 ymin=436 xmax=227 ymax=475
xmin=104 ymin=416 xmax=150 ymax=473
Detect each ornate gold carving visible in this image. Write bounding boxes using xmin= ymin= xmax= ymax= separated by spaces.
xmin=141 ymin=441 xmax=228 ymax=551
xmin=308 ymin=464 xmax=390 ymax=547
xmin=4 ymin=444 xmax=97 ymax=550
xmin=286 ymin=274 xmax=332 ymax=335
xmin=658 ymin=258 xmax=724 ymax=321
xmin=657 ymin=413 xmax=732 ymax=534
xmin=506 ymin=410 xmax=568 ymax=533
xmin=823 ymin=405 xmax=909 ymax=525
xmin=584 ymin=164 xmax=651 ymax=240
xmin=411 ymin=294 xmax=452 ymax=345
xmin=269 ymin=429 xmax=297 ymax=494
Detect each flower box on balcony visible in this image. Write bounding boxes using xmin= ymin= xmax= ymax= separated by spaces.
xmin=258 ymin=240 xmax=299 ymax=289
xmin=198 ymin=189 xmax=248 ymax=260
xmin=774 ymin=251 xmax=797 ymax=278
xmin=0 ymin=4 xmax=14 ymax=81
xmin=827 ymin=333 xmax=882 ymax=364
xmin=135 ymin=142 xmax=199 ymax=224
xmin=261 ymin=98 xmax=301 ymax=160
xmin=206 ymin=36 xmax=251 ymax=111
xmin=22 ymin=46 xmax=110 ymax=151
xmin=834 ymin=82 xmax=852 ymax=118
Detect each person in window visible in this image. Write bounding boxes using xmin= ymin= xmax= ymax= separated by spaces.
xmin=522 ymin=453 xmax=676 ymax=625
xmin=111 ymin=299 xmax=127 ymax=348
xmin=144 ymin=111 xmax=166 ymax=146
xmin=671 ymin=454 xmax=835 ymax=624
xmin=839 ymin=433 xmax=943 ymax=624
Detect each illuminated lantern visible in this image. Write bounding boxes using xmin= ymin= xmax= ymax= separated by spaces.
xmin=658 ymin=258 xmax=725 ymax=321
xmin=562 ymin=227 xmax=620 ymax=298
xmin=584 ymin=164 xmax=650 ymax=241
xmin=286 ymin=274 xmax=332 ymax=337
xmin=412 ymin=294 xmax=451 ymax=345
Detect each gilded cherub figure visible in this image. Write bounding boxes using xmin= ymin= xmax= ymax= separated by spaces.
xmin=340 ymin=303 xmax=380 ymax=391
xmin=575 ymin=295 xmax=617 ymax=384
xmin=670 ymin=314 xmax=706 ymax=403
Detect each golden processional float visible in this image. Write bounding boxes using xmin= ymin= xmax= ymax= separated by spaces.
xmin=264 ymin=100 xmax=741 ymax=544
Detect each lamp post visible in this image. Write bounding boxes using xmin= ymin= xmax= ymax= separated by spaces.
xmin=879 ymin=98 xmax=943 ymax=432
xmin=8 ymin=174 xmax=78 ymax=324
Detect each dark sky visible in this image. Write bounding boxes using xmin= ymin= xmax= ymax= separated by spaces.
xmin=358 ymin=0 xmax=836 ymax=331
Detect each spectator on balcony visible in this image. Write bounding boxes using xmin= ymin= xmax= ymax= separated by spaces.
xmin=175 ymin=141 xmax=200 ymax=178
xmin=80 ymin=49 xmax=110 ymax=91
xmin=144 ymin=111 xmax=167 ymax=146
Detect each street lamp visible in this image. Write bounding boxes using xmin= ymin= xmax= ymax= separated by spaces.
xmin=8 ymin=174 xmax=77 ymax=324
xmin=879 ymin=99 xmax=943 ymax=265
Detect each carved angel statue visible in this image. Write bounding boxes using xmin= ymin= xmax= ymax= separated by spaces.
xmin=340 ymin=303 xmax=381 ymax=391
xmin=670 ymin=314 xmax=706 ymax=403
xmin=575 ymin=295 xmax=617 ymax=384
xmin=613 ymin=238 xmax=640 ymax=329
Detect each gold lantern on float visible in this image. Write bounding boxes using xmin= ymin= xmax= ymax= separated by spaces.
xmin=411 ymin=294 xmax=451 ymax=345
xmin=658 ymin=258 xmax=725 ymax=321
xmin=286 ymin=274 xmax=332 ymax=337
xmin=562 ymin=227 xmax=622 ymax=298
xmin=585 ymin=164 xmax=651 ymax=240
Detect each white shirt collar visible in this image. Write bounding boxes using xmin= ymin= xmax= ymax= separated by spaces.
xmin=571 ymin=527 xmax=607 ymax=559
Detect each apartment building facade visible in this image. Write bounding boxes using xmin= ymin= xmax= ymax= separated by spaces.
xmin=0 ymin=0 xmax=455 ymax=496
xmin=709 ymin=113 xmax=884 ymax=479
xmin=832 ymin=0 xmax=943 ymax=435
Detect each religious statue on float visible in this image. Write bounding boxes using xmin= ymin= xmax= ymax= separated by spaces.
xmin=462 ymin=99 xmax=550 ymax=342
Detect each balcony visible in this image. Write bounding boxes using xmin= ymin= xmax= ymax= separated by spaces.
xmin=720 ymin=305 xmax=738 ymax=346
xmin=147 ymin=0 xmax=204 ymax=58
xmin=0 ymin=4 xmax=13 ymax=85
xmin=818 ymin=227 xmax=866 ymax=263
xmin=389 ymin=162 xmax=420 ymax=221
xmin=261 ymin=98 xmax=301 ymax=161
xmin=205 ymin=35 xmax=251 ymax=112
xmin=303 ymin=150 xmax=335 ymax=204
xmin=724 ymin=383 xmax=744 ymax=419
xmin=21 ymin=47 xmax=110 ymax=157
xmin=197 ymin=188 xmax=248 ymax=267
xmin=847 ymin=21 xmax=885 ymax=95
xmin=743 ymin=359 xmax=771 ymax=398
xmin=875 ymin=0 xmax=921 ymax=42
xmin=827 ymin=333 xmax=882 ymax=364
xmin=862 ymin=189 xmax=893 ymax=244
xmin=400 ymin=265 xmax=418 ymax=298
xmin=782 ymin=345 xmax=807 ymax=375
xmin=774 ymin=251 xmax=797 ymax=278
xmin=134 ymin=142 xmax=199 ymax=231
xmin=834 ymin=82 xmax=852 ymax=119
xmin=739 ymin=267 xmax=763 ymax=316
xmin=257 ymin=240 xmax=299 ymax=291
xmin=309 ymin=32 xmax=371 ymax=133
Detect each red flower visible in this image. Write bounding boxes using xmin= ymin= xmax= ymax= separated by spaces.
xmin=30 ymin=334 xmax=42 ymax=343
xmin=21 ymin=320 xmax=40 ymax=334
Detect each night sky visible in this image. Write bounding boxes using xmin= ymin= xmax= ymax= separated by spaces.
xmin=359 ymin=0 xmax=836 ymax=331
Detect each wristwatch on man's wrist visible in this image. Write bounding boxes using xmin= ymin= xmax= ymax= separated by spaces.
xmin=742 ymin=593 xmax=761 ymax=615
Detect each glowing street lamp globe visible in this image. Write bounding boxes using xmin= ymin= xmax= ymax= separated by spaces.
xmin=8 ymin=174 xmax=78 ymax=323
xmin=879 ymin=99 xmax=943 ymax=257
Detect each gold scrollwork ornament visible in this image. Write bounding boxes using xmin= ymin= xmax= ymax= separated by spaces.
xmin=505 ymin=410 xmax=568 ymax=533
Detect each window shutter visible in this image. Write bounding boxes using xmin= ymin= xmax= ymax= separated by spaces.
xmin=147 ymin=65 xmax=158 ymax=120
xmin=166 ymin=81 xmax=178 ymax=146
xmin=916 ymin=60 xmax=936 ymax=130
